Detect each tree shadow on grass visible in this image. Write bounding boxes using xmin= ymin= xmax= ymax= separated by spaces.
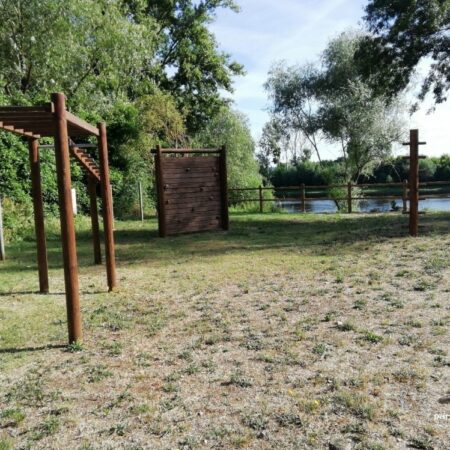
xmin=112 ymin=212 xmax=450 ymax=266
xmin=2 ymin=213 xmax=449 ymax=272
xmin=0 ymin=344 xmax=66 ymax=354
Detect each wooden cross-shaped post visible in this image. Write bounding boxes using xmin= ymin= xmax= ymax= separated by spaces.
xmin=402 ymin=129 xmax=426 ymax=237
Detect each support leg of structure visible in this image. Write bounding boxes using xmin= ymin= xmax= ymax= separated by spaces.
xmin=219 ymin=145 xmax=229 ymax=231
xmin=87 ymin=175 xmax=102 ymax=265
xmin=52 ymin=92 xmax=82 ymax=344
xmin=97 ymin=122 xmax=117 ymax=291
xmin=28 ymin=138 xmax=49 ymax=293
xmin=409 ymin=130 xmax=419 ymax=237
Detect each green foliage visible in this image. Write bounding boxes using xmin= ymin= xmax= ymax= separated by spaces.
xmin=140 ymin=0 xmax=244 ymax=132
xmin=362 ymin=0 xmax=450 ymax=104
xmin=264 ymin=31 xmax=405 ymax=183
xmin=0 ymin=0 xmax=157 ymax=111
xmin=194 ymin=107 xmax=263 ymax=203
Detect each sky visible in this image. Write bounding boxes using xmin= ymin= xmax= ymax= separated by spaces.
xmin=210 ymin=0 xmax=450 ymax=159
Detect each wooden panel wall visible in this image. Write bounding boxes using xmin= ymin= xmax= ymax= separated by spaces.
xmin=155 ymin=150 xmax=228 ymax=236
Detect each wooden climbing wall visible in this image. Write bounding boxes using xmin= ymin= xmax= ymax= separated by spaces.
xmin=154 ymin=147 xmax=229 ymax=237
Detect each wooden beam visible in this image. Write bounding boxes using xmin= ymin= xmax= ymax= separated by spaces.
xmin=52 ymin=92 xmax=82 ymax=344
xmin=28 ymin=138 xmax=49 ymax=294
xmin=97 ymin=122 xmax=117 ymax=291
xmin=155 ymin=145 xmax=167 ymax=237
xmin=69 ymin=145 xmax=101 ymax=180
xmin=219 ymin=145 xmax=229 ymax=231
xmin=403 ymin=129 xmax=426 ymax=237
xmin=409 ymin=130 xmax=420 ymax=237
xmin=87 ymin=175 xmax=102 ymax=265
xmin=0 ymin=104 xmax=53 ymax=112
xmin=0 ymin=122 xmax=39 ymax=138
xmin=66 ymin=111 xmax=99 ymax=136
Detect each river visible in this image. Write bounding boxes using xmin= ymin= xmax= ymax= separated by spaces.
xmin=278 ymin=198 xmax=450 ymax=213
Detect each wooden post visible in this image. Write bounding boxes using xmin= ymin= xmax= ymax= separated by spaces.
xmin=409 ymin=130 xmax=420 ymax=237
xmin=219 ymin=145 xmax=229 ymax=230
xmin=52 ymin=92 xmax=82 ymax=344
xmin=138 ymin=181 xmax=144 ymax=221
xmin=347 ymin=182 xmax=352 ymax=213
xmin=28 ymin=138 xmax=49 ymax=293
xmin=402 ymin=130 xmax=426 ymax=236
xmin=301 ymin=184 xmax=306 ymax=213
xmin=259 ymin=185 xmax=263 ymax=213
xmin=154 ymin=145 xmax=167 ymax=237
xmin=87 ymin=175 xmax=102 ymax=265
xmin=97 ymin=122 xmax=117 ymax=291
xmin=0 ymin=195 xmax=5 ymax=261
xmin=402 ymin=179 xmax=408 ymax=213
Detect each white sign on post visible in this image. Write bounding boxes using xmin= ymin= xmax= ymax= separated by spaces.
xmin=71 ymin=188 xmax=77 ymax=216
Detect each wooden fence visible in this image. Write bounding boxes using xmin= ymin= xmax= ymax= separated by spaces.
xmin=229 ymin=180 xmax=450 ymax=213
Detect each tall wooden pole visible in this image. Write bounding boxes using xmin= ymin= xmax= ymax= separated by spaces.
xmin=97 ymin=122 xmax=117 ymax=291
xmin=155 ymin=145 xmax=167 ymax=237
xmin=52 ymin=92 xmax=82 ymax=344
xmin=259 ymin=185 xmax=263 ymax=213
xmin=28 ymin=138 xmax=49 ymax=293
xmin=409 ymin=129 xmax=420 ymax=237
xmin=347 ymin=182 xmax=352 ymax=214
xmin=402 ymin=179 xmax=408 ymax=214
xmin=0 ymin=195 xmax=5 ymax=261
xmin=138 ymin=181 xmax=144 ymax=221
xmin=301 ymin=184 xmax=306 ymax=213
xmin=87 ymin=175 xmax=102 ymax=265
xmin=219 ymin=145 xmax=229 ymax=230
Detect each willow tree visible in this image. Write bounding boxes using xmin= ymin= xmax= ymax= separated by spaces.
xmin=264 ymin=32 xmax=405 ymax=183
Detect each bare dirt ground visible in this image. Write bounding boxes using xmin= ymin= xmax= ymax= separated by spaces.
xmin=1 ymin=213 xmax=449 ymax=449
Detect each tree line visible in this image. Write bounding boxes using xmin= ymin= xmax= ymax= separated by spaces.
xmin=260 ymin=1 xmax=450 ymax=186
xmin=1 ymin=0 xmax=450 ymax=231
xmin=268 ymin=155 xmax=450 ymax=189
xmin=0 ymin=0 xmax=262 ymax=227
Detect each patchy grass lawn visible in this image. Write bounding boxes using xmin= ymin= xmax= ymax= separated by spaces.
xmin=0 ymin=212 xmax=449 ymax=449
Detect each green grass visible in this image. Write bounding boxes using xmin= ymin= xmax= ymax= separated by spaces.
xmin=1 ymin=211 xmax=449 ymax=448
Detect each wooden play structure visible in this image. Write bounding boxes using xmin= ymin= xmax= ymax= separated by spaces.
xmin=403 ymin=129 xmax=427 ymax=237
xmin=153 ymin=146 xmax=229 ymax=237
xmin=0 ymin=93 xmax=116 ymax=343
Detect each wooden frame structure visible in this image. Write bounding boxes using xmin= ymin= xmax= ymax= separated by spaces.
xmin=153 ymin=146 xmax=229 ymax=237
xmin=403 ymin=129 xmax=427 ymax=237
xmin=0 ymin=93 xmax=117 ymax=343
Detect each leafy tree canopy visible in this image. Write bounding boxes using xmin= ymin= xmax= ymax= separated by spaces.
xmin=361 ymin=0 xmax=450 ymax=104
xmin=264 ymin=32 xmax=405 ymax=182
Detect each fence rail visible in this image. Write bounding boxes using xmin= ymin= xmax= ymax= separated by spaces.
xmin=228 ymin=181 xmax=450 ymax=213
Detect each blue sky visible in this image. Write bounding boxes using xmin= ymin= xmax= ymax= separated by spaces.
xmin=210 ymin=0 xmax=450 ymax=158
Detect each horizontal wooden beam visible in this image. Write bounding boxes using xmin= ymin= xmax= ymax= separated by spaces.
xmin=151 ymin=148 xmax=221 ymax=154
xmin=0 ymin=122 xmax=40 ymax=138
xmin=66 ymin=112 xmax=99 ymax=136
xmin=0 ymin=103 xmax=53 ymax=113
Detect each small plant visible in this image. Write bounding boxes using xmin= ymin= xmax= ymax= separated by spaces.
xmin=242 ymin=413 xmax=268 ymax=432
xmin=67 ymin=341 xmax=84 ymax=352
xmin=312 ymin=343 xmax=328 ymax=356
xmin=86 ymin=364 xmax=113 ymax=383
xmin=33 ymin=416 xmax=60 ymax=440
xmin=225 ymin=371 xmax=253 ymax=388
xmin=353 ymin=299 xmax=367 ymax=310
xmin=274 ymin=412 xmax=302 ymax=427
xmin=1 ymin=408 xmax=25 ymax=426
xmin=336 ymin=321 xmax=357 ymax=332
xmin=361 ymin=331 xmax=383 ymax=344
xmin=408 ymin=435 xmax=434 ymax=450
